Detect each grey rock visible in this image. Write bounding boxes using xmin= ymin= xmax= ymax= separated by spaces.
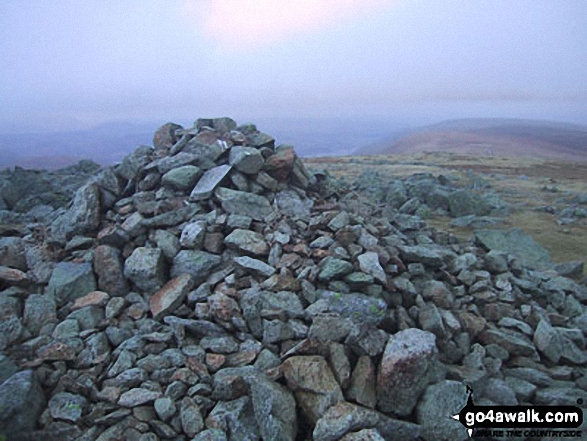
xmin=417 ymin=380 xmax=469 ymax=441
xmin=180 ymin=220 xmax=207 ymax=249
xmin=309 ymin=291 xmax=387 ymax=326
xmin=534 ymin=318 xmax=563 ymax=363
xmin=229 ymin=146 xmax=264 ymax=174
xmin=347 ymin=355 xmax=376 ymax=408
xmin=154 ymin=396 xmax=176 ymax=421
xmin=93 ymin=245 xmax=129 ymax=296
xmin=328 ymin=211 xmax=351 ymax=231
xmin=50 ymin=183 xmax=101 ymax=243
xmin=191 ymin=429 xmax=228 ymax=441
xmin=124 ymin=247 xmax=167 ymax=293
xmin=180 ymin=397 xmax=205 ymax=438
xmin=0 ymin=354 xmax=18 ymax=384
xmin=0 ymin=370 xmax=46 ymax=439
xmin=448 ymin=190 xmax=491 ymax=217
xmin=0 ymin=237 xmax=27 ymax=270
xmin=398 ymin=244 xmax=456 ymax=268
xmin=206 ymin=396 xmax=260 ymax=441
xmin=161 ymin=165 xmax=201 ymax=191
xmin=249 ymin=375 xmax=297 ymax=441
xmin=225 ymin=229 xmax=269 ymax=256
xmin=76 ymin=331 xmax=110 ymax=367
xmin=318 ymin=257 xmax=354 ymax=281
xmin=357 ymin=252 xmax=387 ymax=284
xmin=171 ymin=250 xmax=221 ymax=283
xmin=309 ymin=313 xmax=352 ymax=342
xmin=147 ymin=151 xmax=198 ymax=174
xmin=215 ymin=187 xmax=272 ymax=220
xmin=47 ymin=261 xmax=97 ymax=307
xmin=151 ymin=229 xmax=180 ymax=260
xmin=190 ymin=165 xmax=232 ymax=201
xmin=48 ymin=392 xmax=88 ymax=422
xmin=340 ymin=429 xmax=386 ymax=441
xmin=234 ymin=256 xmax=276 ymax=278
xmin=118 ymin=388 xmax=161 ymax=407
xmin=479 ymin=328 xmax=536 ymax=357
xmin=260 ymin=290 xmax=304 ymax=318
xmin=275 ymin=189 xmax=313 ymax=219
xmin=475 ymin=228 xmax=552 ymax=270
xmin=23 ymin=293 xmax=57 ymax=335
xmin=481 ymin=378 xmax=518 ymax=405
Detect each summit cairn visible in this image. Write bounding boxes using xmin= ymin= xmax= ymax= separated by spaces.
xmin=0 ymin=117 xmax=586 ymax=440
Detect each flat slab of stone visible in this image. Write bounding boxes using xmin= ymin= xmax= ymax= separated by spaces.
xmin=190 ymin=165 xmax=232 ymax=200
xmin=214 ymin=187 xmax=272 ymax=220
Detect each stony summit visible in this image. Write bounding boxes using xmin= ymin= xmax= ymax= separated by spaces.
xmin=0 ymin=117 xmax=586 ymax=441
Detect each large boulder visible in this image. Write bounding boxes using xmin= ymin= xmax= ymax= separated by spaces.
xmin=0 ymin=370 xmax=46 ymax=440
xmin=377 ymin=328 xmax=441 ymax=416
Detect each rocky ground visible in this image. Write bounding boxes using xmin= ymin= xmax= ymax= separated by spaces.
xmin=0 ymin=118 xmax=586 ymax=441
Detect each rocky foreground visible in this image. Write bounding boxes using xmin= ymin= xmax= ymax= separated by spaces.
xmin=0 ymin=117 xmax=586 ymax=441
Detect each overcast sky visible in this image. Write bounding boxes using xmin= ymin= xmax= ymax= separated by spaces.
xmin=1 ymin=0 xmax=587 ymax=132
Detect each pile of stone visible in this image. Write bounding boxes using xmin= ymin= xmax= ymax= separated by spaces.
xmin=1 ymin=117 xmax=586 ymax=441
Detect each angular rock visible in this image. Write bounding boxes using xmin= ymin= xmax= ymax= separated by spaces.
xmin=357 ymin=252 xmax=387 ymax=284
xmin=93 ymin=245 xmax=129 ymax=296
xmin=161 ymin=165 xmax=201 ymax=191
xmin=229 ymin=146 xmax=264 ymax=174
xmin=282 ymin=355 xmax=344 ymax=425
xmin=417 ymin=380 xmax=469 ymax=441
xmin=118 ymin=388 xmax=161 ymax=407
xmin=215 ymin=187 xmax=272 ymax=220
xmin=318 ymin=257 xmax=353 ymax=281
xmin=347 ymin=355 xmax=377 ymax=409
xmin=225 ymin=229 xmax=269 ymax=256
xmin=180 ymin=220 xmax=207 ymax=249
xmin=50 ymin=182 xmax=101 ymax=243
xmin=48 ymin=392 xmax=88 ymax=422
xmin=47 ymin=261 xmax=97 ymax=307
xmin=150 ymin=274 xmax=194 ymax=320
xmin=124 ymin=247 xmax=167 ymax=293
xmin=23 ymin=293 xmax=57 ymax=335
xmin=206 ymin=396 xmax=260 ymax=440
xmin=153 ymin=122 xmax=182 ymax=150
xmin=190 ymin=165 xmax=232 ymax=200
xmin=533 ymin=318 xmax=563 ymax=363
xmin=234 ymin=256 xmax=276 ymax=278
xmin=0 ymin=370 xmax=46 ymax=440
xmin=265 ymin=145 xmax=295 ymax=180
xmin=377 ymin=328 xmax=439 ymax=416
xmin=249 ymin=374 xmax=297 ymax=441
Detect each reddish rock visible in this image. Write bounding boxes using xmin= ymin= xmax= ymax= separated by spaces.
xmin=203 ymin=232 xmax=224 ymax=254
xmin=153 ymin=122 xmax=183 ymax=150
xmin=265 ymin=146 xmax=296 ymax=180
xmin=36 ymin=341 xmax=77 ymax=361
xmin=208 ymin=292 xmax=241 ymax=322
xmin=0 ymin=265 xmax=28 ymax=286
xmin=206 ymin=353 xmax=226 ymax=372
xmin=149 ymin=274 xmax=193 ymax=320
xmin=72 ymin=291 xmax=110 ymax=310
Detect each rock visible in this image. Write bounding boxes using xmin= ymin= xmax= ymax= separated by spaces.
xmin=180 ymin=397 xmax=205 ymax=437
xmin=192 ymin=429 xmax=228 ymax=441
xmin=357 ymin=252 xmax=387 ymax=284
xmin=124 ymin=247 xmax=167 ymax=293
xmin=309 ymin=291 xmax=387 ymax=327
xmin=50 ymin=183 xmax=101 ymax=243
xmin=234 ymin=256 xmax=276 ymax=278
xmin=347 ymin=355 xmax=377 ymax=409
xmin=265 ymin=146 xmax=295 ymax=180
xmin=0 ymin=237 xmax=27 ymax=270
xmin=171 ymin=250 xmax=222 ymax=283
xmin=150 ymin=274 xmax=194 ymax=320
xmin=47 ymin=261 xmax=97 ymax=307
xmin=154 ymin=396 xmax=177 ymax=421
xmin=475 ymin=228 xmax=552 ymax=270
xmin=0 ymin=265 xmax=28 ymax=286
xmin=190 ymin=165 xmax=232 ymax=200
xmin=309 ymin=313 xmax=352 ymax=342
xmin=313 ymin=401 xmax=421 ymax=441
xmin=225 ymin=229 xmax=269 ymax=256
xmin=377 ymin=328 xmax=440 ymax=416
xmin=282 ymin=355 xmax=344 ymax=425
xmin=23 ymin=293 xmax=57 ymax=335
xmin=398 ymin=245 xmax=456 ymax=269
xmin=275 ymin=189 xmax=313 ymax=219
xmin=153 ymin=122 xmax=182 ymax=150
xmin=0 ymin=355 xmax=18 ymax=384
xmin=229 ymin=146 xmax=264 ymax=174
xmin=417 ymin=380 xmax=469 ymax=441
xmin=340 ymin=429 xmax=387 ymax=441
xmin=161 ymin=165 xmax=201 ymax=191
xmin=206 ymin=396 xmax=260 ymax=441
xmin=533 ymin=318 xmax=563 ymax=363
xmin=215 ymin=187 xmax=272 ymax=220
xmin=93 ymin=245 xmax=129 ymax=296
xmin=478 ymin=328 xmax=536 ymax=357
xmin=0 ymin=370 xmax=46 ymax=440
xmin=180 ymin=220 xmax=207 ymax=249
xmin=448 ymin=190 xmax=491 ymax=217
xmin=318 ymin=257 xmax=354 ymax=281
xmin=48 ymin=392 xmax=88 ymax=422
xmin=249 ymin=374 xmax=297 ymax=441
xmin=118 ymin=388 xmax=161 ymax=407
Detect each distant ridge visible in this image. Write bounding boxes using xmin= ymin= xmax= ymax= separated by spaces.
xmin=358 ymin=118 xmax=587 ymax=160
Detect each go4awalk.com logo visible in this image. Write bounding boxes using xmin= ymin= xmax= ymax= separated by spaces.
xmin=452 ymin=386 xmax=584 ymax=439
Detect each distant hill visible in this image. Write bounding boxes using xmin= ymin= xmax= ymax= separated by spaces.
xmin=0 ymin=121 xmax=156 ymax=170
xmin=358 ymin=118 xmax=587 ymax=161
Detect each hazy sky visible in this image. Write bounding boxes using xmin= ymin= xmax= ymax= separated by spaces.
xmin=1 ymin=0 xmax=587 ymax=132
